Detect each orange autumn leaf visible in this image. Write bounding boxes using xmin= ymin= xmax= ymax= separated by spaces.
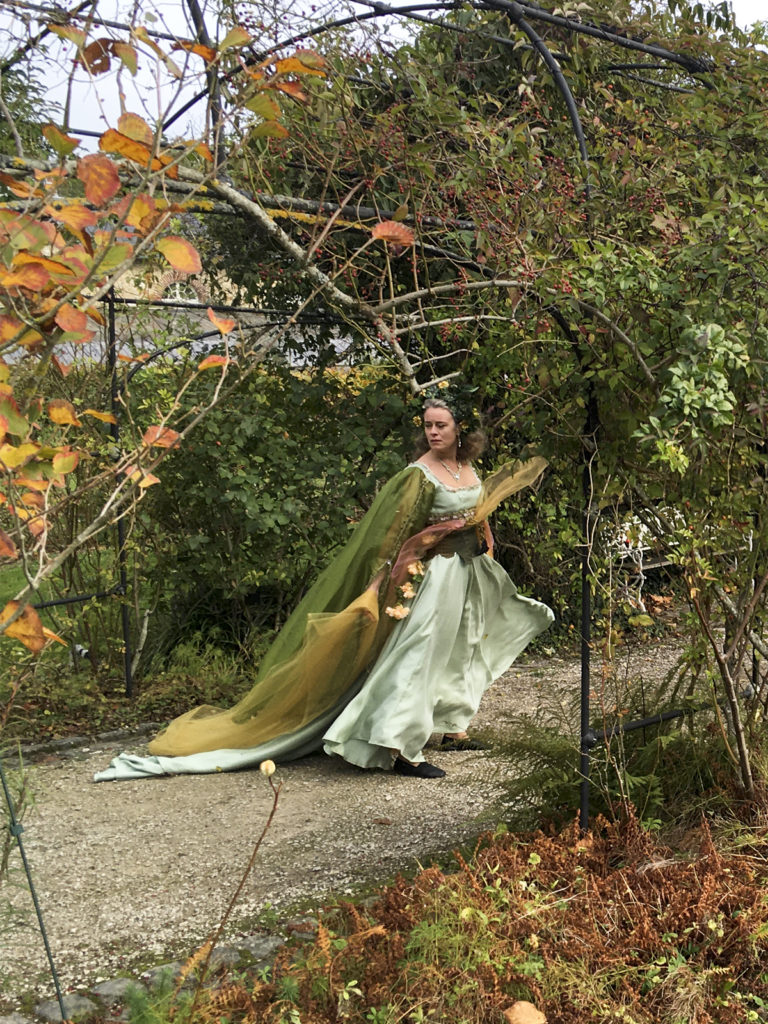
xmin=77 ymin=153 xmax=121 ymax=204
xmin=0 ymin=528 xmax=17 ymax=559
xmin=117 ymin=353 xmax=149 ymax=363
xmin=275 ymin=52 xmax=326 ymax=76
xmin=46 ymin=203 xmax=98 ymax=242
xmin=55 ymin=304 xmax=89 ymax=333
xmin=123 ymin=464 xmax=160 ymax=488
xmin=100 ymin=129 xmax=155 ymax=167
xmin=172 ymin=39 xmax=218 ymax=62
xmin=195 ymin=141 xmax=214 ymax=163
xmin=83 ymin=408 xmax=117 ymax=424
xmin=156 ymin=236 xmax=202 ymax=274
xmin=117 ymin=112 xmax=154 ymax=146
xmin=52 ymin=355 xmax=72 ymax=377
xmin=371 ymin=221 xmax=415 ymax=246
xmin=275 ymin=81 xmax=308 ymax=103
xmin=198 ymin=354 xmax=230 ymax=370
xmin=0 ymin=172 xmax=42 ymax=199
xmin=42 ymin=626 xmax=67 ymax=646
xmin=48 ymin=399 xmax=82 ymax=427
xmin=143 ymin=425 xmax=180 ymax=448
xmin=207 ymin=308 xmax=236 ymax=335
xmin=0 ymin=262 xmax=50 ymax=291
xmin=0 ymin=601 xmax=46 ymax=652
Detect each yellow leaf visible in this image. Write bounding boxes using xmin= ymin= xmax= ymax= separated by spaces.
xmin=156 ymin=236 xmax=202 ymax=274
xmin=219 ymin=26 xmax=252 ymax=50
xmin=83 ymin=409 xmax=117 ymax=424
xmin=52 ymin=449 xmax=79 ymax=474
xmin=0 ymin=601 xmax=46 ymax=653
xmin=117 ymin=112 xmax=155 ymax=147
xmin=245 ymin=93 xmax=282 ymax=120
xmin=0 ymin=442 xmax=38 ymax=469
xmin=48 ymin=399 xmax=82 ymax=427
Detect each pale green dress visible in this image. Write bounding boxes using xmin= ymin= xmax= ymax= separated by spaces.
xmin=322 ymin=463 xmax=554 ymax=769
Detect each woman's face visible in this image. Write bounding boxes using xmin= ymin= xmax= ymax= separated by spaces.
xmin=424 ymin=406 xmax=459 ymax=456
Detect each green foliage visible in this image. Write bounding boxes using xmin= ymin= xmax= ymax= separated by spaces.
xmin=133 ymin=362 xmax=413 ymax=659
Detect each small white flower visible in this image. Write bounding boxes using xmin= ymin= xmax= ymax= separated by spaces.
xmin=260 ymin=759 xmax=276 ymax=777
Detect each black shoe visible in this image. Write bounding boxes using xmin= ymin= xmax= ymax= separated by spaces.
xmin=393 ymin=758 xmax=446 ymax=779
xmin=438 ymin=736 xmax=486 ymax=751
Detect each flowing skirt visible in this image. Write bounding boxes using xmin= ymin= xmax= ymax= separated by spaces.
xmin=322 ymin=551 xmax=554 ymax=769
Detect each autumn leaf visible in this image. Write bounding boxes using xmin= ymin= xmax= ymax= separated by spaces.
xmin=55 ymin=304 xmax=89 ymax=333
xmin=219 ymin=26 xmax=252 ymax=50
xmin=42 ymin=124 xmax=82 ymax=158
xmin=113 ymin=42 xmax=138 ymax=74
xmin=156 ymin=236 xmax=202 ymax=274
xmin=0 ymin=443 xmax=38 ymax=469
xmin=0 ymin=173 xmax=42 ymax=199
xmin=250 ymin=120 xmax=289 ymax=140
xmin=0 ymin=262 xmax=50 ymax=291
xmin=79 ymin=37 xmax=113 ymax=74
xmin=371 ymin=221 xmax=415 ymax=246
xmin=207 ymin=308 xmax=236 ymax=334
xmin=245 ymin=92 xmax=282 ymax=120
xmin=123 ymin=464 xmax=160 ymax=488
xmin=195 ymin=142 xmax=214 ymax=163
xmin=48 ymin=399 xmax=82 ymax=427
xmin=0 ymin=601 xmax=46 ymax=653
xmin=82 ymin=409 xmax=117 ymax=424
xmin=172 ymin=39 xmax=218 ymax=62
xmin=0 ymin=529 xmax=17 ymax=559
xmin=47 ymin=24 xmax=86 ymax=47
xmin=275 ymin=81 xmax=308 ymax=103
xmin=198 ymin=354 xmax=230 ymax=370
xmin=52 ymin=449 xmax=79 ymax=474
xmin=77 ymin=153 xmax=121 ymax=204
xmin=117 ymin=112 xmax=155 ymax=147
xmin=143 ymin=425 xmax=181 ymax=448
xmin=51 ymin=355 xmax=71 ymax=377
xmin=0 ymin=397 xmax=28 ymax=437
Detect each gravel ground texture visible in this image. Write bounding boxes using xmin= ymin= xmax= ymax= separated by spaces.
xmin=1 ymin=640 xmax=681 ymax=1013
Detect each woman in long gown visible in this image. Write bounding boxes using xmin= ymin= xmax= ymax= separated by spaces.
xmin=95 ymin=399 xmax=553 ymax=782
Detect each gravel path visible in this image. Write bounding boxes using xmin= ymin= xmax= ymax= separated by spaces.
xmin=1 ymin=641 xmax=679 ymax=1013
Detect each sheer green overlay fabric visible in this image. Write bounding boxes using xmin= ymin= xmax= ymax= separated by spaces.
xmin=93 ymin=457 xmax=548 ymax=779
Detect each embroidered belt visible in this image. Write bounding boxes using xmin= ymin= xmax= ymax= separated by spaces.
xmin=426 ymin=526 xmax=489 ymax=562
xmin=428 ymin=508 xmax=476 ymax=524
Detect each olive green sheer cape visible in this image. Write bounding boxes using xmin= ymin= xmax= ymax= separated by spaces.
xmin=148 ymin=456 xmax=546 ymax=758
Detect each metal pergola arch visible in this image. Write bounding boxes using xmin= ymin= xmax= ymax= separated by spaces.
xmin=2 ymin=0 xmax=724 ymax=833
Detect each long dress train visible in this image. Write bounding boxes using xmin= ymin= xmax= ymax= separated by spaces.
xmin=94 ymin=458 xmax=552 ymax=781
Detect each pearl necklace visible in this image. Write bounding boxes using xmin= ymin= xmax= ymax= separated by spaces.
xmin=438 ymin=458 xmax=462 ymax=481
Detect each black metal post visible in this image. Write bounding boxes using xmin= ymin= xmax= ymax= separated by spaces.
xmin=0 ymin=753 xmax=67 ymax=1018
xmin=579 ymin=391 xmax=600 ymax=832
xmin=107 ymin=289 xmax=133 ymax=697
